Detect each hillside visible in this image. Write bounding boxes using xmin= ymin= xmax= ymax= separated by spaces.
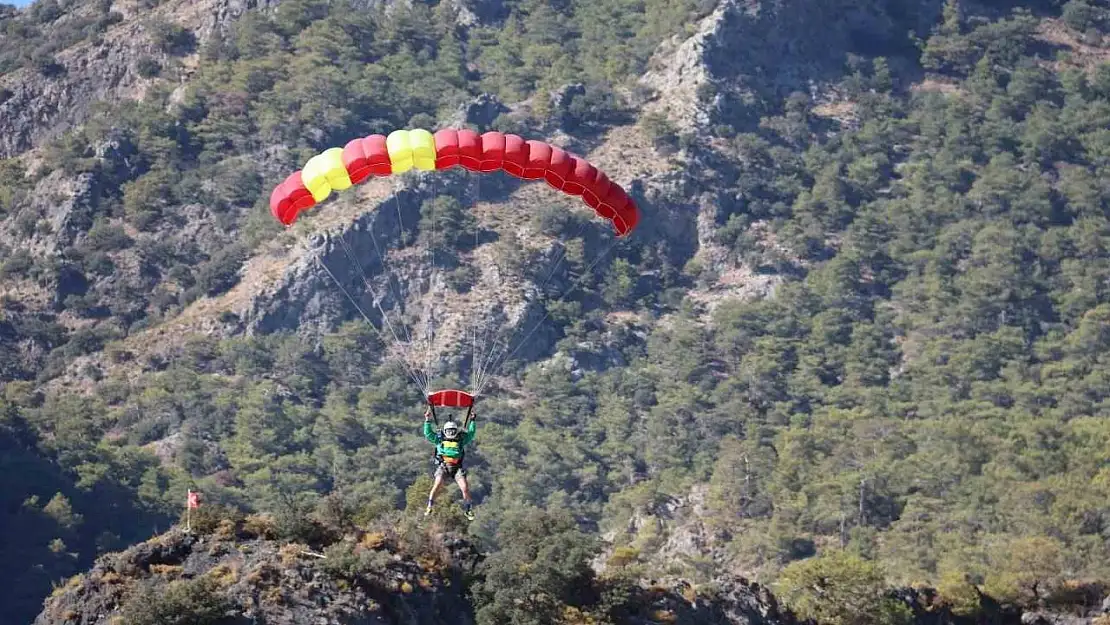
xmin=6 ymin=0 xmax=1110 ymax=623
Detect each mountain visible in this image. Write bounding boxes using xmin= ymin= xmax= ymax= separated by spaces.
xmin=5 ymin=0 xmax=1110 ymax=623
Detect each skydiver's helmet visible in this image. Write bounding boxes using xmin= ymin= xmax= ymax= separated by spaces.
xmin=442 ymin=421 xmax=459 ymax=440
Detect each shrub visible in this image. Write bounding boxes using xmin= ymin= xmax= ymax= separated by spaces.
xmin=84 ymin=220 xmax=133 ymax=252
xmin=0 ymin=249 xmax=33 ymax=279
xmin=150 ymin=20 xmax=196 ymax=55
xmin=194 ymin=243 xmax=247 ymax=297
xmin=117 ymin=576 xmax=233 ymax=625
xmin=136 ymin=56 xmax=161 ymax=78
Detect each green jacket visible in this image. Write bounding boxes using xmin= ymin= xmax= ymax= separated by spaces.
xmin=424 ymin=420 xmax=476 ymax=460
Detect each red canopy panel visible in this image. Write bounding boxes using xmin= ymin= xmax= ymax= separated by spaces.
xmin=479 ymin=131 xmax=506 ymax=172
xmin=427 ymin=389 xmax=474 ymax=408
xmin=457 ymin=129 xmax=482 ymax=171
xmin=342 ymin=134 xmax=391 ymax=182
xmin=522 ymin=140 xmax=552 ymax=180
xmin=502 ymin=134 xmax=529 ymax=178
xmin=269 ymin=171 xmax=315 ymax=226
xmin=544 ymin=147 xmax=575 ymax=190
xmin=434 ymin=128 xmax=461 ymax=169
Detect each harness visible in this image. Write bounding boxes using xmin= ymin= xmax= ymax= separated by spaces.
xmin=434 ymin=437 xmax=464 ymax=467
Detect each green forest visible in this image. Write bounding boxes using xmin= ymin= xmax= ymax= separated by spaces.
xmin=4 ymin=0 xmax=1110 ymax=623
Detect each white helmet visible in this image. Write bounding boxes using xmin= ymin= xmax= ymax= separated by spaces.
xmin=442 ymin=421 xmax=459 ymax=439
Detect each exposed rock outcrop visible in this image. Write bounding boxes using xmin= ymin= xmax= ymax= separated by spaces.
xmin=0 ymin=0 xmax=281 ymax=158
xmin=641 ymin=0 xmax=943 ymax=133
xmin=36 ymin=526 xmax=479 ymax=625
xmin=35 ymin=523 xmax=814 ymax=625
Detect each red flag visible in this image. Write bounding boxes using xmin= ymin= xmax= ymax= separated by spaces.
xmin=187 ymin=490 xmax=200 ymax=509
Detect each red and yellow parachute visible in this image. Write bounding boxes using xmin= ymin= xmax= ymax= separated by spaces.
xmin=269 ymin=128 xmax=640 ymax=235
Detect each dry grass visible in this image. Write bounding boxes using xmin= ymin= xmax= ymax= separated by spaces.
xmin=207 ymin=561 xmax=241 ymax=587
xmin=149 ymin=564 xmax=183 ymax=578
xmin=359 ymin=531 xmax=387 ymax=550
xmin=812 ymin=100 xmax=858 ymax=124
xmin=243 ymin=514 xmax=278 ymax=540
xmin=910 ymin=78 xmax=963 ymax=95
xmin=1037 ymin=18 xmax=1110 ymax=72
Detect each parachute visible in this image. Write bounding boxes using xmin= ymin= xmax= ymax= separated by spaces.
xmin=269 ymin=128 xmax=639 ymax=236
xmin=427 ymin=389 xmax=475 ymax=408
xmin=268 ymin=127 xmax=641 ymax=403
xmin=426 ymin=389 xmax=474 ymax=428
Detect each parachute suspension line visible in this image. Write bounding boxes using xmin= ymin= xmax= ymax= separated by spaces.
xmin=473 ymin=318 xmax=503 ymax=397
xmin=333 ymin=231 xmax=428 ymax=393
xmin=309 ymin=246 xmax=427 ymax=394
xmin=469 ymin=171 xmax=502 ymax=396
xmin=387 ymin=179 xmax=426 ymax=386
xmin=473 ymin=236 xmax=621 ymax=397
xmin=472 ymin=173 xmax=481 ymax=393
xmin=332 ymin=220 xmax=409 ymax=354
xmin=469 ymin=171 xmax=486 ymax=391
xmin=425 ymin=172 xmax=442 ymax=384
xmin=364 ymin=190 xmax=418 ymax=354
xmin=537 ymin=217 xmax=592 ymax=296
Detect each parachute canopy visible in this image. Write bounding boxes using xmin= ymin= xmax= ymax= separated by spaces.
xmin=427 ymin=389 xmax=474 ymax=408
xmin=269 ymin=128 xmax=640 ymax=236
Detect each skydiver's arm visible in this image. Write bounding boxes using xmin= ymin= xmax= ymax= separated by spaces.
xmin=461 ymin=418 xmax=476 ymax=445
xmin=423 ymin=420 xmax=437 ymax=443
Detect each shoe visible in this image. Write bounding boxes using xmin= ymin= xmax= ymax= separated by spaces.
xmin=424 ymin=502 xmax=433 ymax=517
xmin=463 ymin=504 xmax=475 ymax=521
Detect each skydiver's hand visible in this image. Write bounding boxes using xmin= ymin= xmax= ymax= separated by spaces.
xmin=424 ymin=409 xmax=433 ymax=421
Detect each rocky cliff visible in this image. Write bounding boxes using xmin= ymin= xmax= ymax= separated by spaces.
xmin=35 ymin=518 xmax=812 ymax=625
xmin=37 ymin=518 xmax=1110 ymax=625
xmin=35 ymin=522 xmax=481 ymax=625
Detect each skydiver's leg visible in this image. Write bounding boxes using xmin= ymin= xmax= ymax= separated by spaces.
xmin=455 ymin=470 xmax=472 ymax=503
xmin=455 ymin=468 xmax=474 ymax=519
xmin=426 ymin=467 xmax=446 ymax=515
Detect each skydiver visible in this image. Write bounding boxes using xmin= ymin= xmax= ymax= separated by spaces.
xmin=423 ymin=408 xmax=477 ymax=520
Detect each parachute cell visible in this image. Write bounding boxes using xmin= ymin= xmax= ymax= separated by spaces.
xmin=343 ymin=134 xmax=392 ymax=183
xmin=564 ymin=158 xmax=597 ymax=197
xmin=457 ymin=129 xmax=482 ymax=171
xmin=268 ymin=127 xmax=640 ymax=235
xmin=269 ymin=171 xmax=315 ymax=224
xmin=544 ymin=147 xmax=574 ymax=190
xmin=522 ymin=140 xmax=552 ymax=180
xmin=479 ymin=131 xmax=506 ymax=172
xmin=302 ymin=147 xmax=352 ymax=202
xmin=433 ymin=128 xmax=461 ymax=169
xmin=387 ymin=129 xmax=436 ymax=173
xmin=502 ymin=134 xmax=529 ymax=178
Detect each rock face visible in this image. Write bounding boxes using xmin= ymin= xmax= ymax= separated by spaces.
xmin=610 ymin=576 xmax=805 ymax=625
xmin=0 ymin=0 xmax=279 ymax=158
xmin=641 ymin=0 xmax=943 ymax=133
xmin=35 ymin=527 xmax=479 ymax=625
xmin=446 ymin=93 xmax=510 ymax=129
